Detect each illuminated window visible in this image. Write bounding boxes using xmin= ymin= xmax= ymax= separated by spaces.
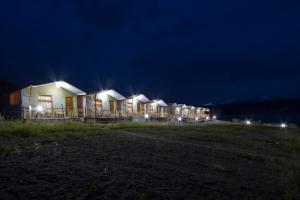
xmin=127 ymin=99 xmax=133 ymax=113
xmin=37 ymin=95 xmax=52 ymax=113
xmin=95 ymin=99 xmax=102 ymax=111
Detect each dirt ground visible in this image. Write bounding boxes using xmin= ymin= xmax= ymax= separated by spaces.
xmin=0 ymin=123 xmax=299 ymax=200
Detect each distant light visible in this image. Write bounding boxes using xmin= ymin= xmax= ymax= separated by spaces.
xmin=212 ymin=115 xmax=217 ymax=120
xmin=145 ymin=114 xmax=149 ymax=119
xmin=178 ymin=117 xmax=182 ymax=122
xmin=280 ymin=123 xmax=287 ymax=129
xmin=36 ymin=106 xmax=43 ymax=112
xmin=205 ymin=116 xmax=210 ymax=121
xmin=29 ymin=105 xmax=32 ymax=111
xmin=195 ymin=117 xmax=199 ymax=121
xmin=55 ymin=81 xmax=63 ymax=88
xmin=245 ymin=120 xmax=252 ymax=126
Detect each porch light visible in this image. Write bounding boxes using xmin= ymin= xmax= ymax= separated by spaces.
xmin=36 ymin=106 xmax=43 ymax=112
xmin=280 ymin=123 xmax=287 ymax=129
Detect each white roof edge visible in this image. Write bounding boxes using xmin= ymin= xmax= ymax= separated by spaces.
xmin=97 ymin=89 xmax=125 ymax=100
xmin=26 ymin=81 xmax=86 ymax=95
xmin=137 ymin=94 xmax=150 ymax=102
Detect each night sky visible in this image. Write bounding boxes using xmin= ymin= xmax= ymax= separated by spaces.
xmin=1 ymin=0 xmax=300 ymax=105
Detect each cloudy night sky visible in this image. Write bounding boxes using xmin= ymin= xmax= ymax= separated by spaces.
xmin=0 ymin=0 xmax=300 ymax=105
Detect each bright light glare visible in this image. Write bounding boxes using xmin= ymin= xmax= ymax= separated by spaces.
xmin=280 ymin=123 xmax=287 ymax=129
xmin=178 ymin=117 xmax=182 ymax=121
xmin=195 ymin=117 xmax=199 ymax=121
xmin=55 ymin=81 xmax=63 ymax=88
xmin=245 ymin=120 xmax=252 ymax=126
xmin=212 ymin=115 xmax=217 ymax=120
xmin=145 ymin=114 xmax=149 ymax=119
xmin=205 ymin=116 xmax=210 ymax=121
xmin=36 ymin=106 xmax=43 ymax=112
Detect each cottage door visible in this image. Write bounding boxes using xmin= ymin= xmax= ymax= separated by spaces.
xmin=65 ymin=97 xmax=74 ymax=117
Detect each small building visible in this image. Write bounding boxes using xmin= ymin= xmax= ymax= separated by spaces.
xmin=149 ymin=99 xmax=168 ymax=117
xmin=181 ymin=105 xmax=191 ymax=118
xmin=86 ymin=89 xmax=126 ymax=117
xmin=189 ymin=106 xmax=196 ymax=118
xmin=9 ymin=81 xmax=86 ymax=119
xmin=172 ymin=104 xmax=184 ymax=117
xmin=196 ymin=107 xmax=210 ymax=119
xmin=126 ymin=94 xmax=150 ymax=116
xmin=167 ymin=103 xmax=178 ymax=118
xmin=0 ymin=81 xmax=18 ymax=117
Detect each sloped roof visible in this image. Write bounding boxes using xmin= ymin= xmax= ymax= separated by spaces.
xmin=150 ymin=99 xmax=168 ymax=107
xmin=97 ymin=89 xmax=125 ymax=100
xmin=169 ymin=103 xmax=178 ymax=107
xmin=128 ymin=94 xmax=150 ymax=102
xmin=134 ymin=94 xmax=150 ymax=102
xmin=30 ymin=81 xmax=86 ymax=95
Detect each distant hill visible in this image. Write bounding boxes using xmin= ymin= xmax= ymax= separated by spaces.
xmin=208 ymin=98 xmax=300 ymax=115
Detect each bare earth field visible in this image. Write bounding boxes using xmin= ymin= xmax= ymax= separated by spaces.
xmin=0 ymin=122 xmax=299 ymax=200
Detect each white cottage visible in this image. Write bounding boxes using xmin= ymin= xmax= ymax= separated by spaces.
xmin=86 ymin=89 xmax=126 ymax=117
xmin=9 ymin=81 xmax=86 ymax=119
xmin=126 ymin=94 xmax=150 ymax=116
xmin=196 ymin=107 xmax=210 ymax=118
xmin=149 ymin=99 xmax=168 ymax=117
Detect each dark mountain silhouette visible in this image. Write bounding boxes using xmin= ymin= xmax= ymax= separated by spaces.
xmin=208 ymin=98 xmax=300 ymax=125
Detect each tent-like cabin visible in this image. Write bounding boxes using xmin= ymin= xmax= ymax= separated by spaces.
xmin=126 ymin=94 xmax=150 ymax=116
xmin=86 ymin=89 xmax=126 ymax=117
xmin=189 ymin=106 xmax=196 ymax=118
xmin=149 ymin=99 xmax=168 ymax=117
xmin=196 ymin=107 xmax=210 ymax=119
xmin=9 ymin=81 xmax=86 ymax=119
xmin=172 ymin=104 xmax=185 ymax=117
xmin=167 ymin=103 xmax=178 ymax=118
xmin=181 ymin=105 xmax=191 ymax=118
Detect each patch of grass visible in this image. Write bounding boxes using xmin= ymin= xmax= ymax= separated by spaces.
xmin=281 ymin=164 xmax=300 ymax=200
xmin=67 ymin=178 xmax=101 ymax=200
xmin=210 ymin=164 xmax=226 ymax=172
xmin=184 ymin=175 xmax=194 ymax=185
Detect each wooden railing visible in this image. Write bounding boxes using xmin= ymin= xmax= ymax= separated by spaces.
xmin=3 ymin=106 xmax=209 ymax=120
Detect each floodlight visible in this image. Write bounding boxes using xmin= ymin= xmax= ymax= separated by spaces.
xmin=280 ymin=123 xmax=287 ymax=129
xmin=55 ymin=81 xmax=63 ymax=88
xmin=245 ymin=120 xmax=252 ymax=126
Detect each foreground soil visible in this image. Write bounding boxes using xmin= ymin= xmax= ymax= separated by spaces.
xmin=0 ymin=122 xmax=299 ymax=199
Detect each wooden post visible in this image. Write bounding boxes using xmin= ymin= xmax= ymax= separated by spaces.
xmin=114 ymin=100 xmax=117 ymax=118
xmin=29 ymin=86 xmax=32 ymax=119
xmin=132 ymin=99 xmax=134 ymax=116
xmin=94 ymin=94 xmax=97 ymax=120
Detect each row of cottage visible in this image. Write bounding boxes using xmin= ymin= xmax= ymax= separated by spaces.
xmin=8 ymin=81 xmax=210 ymax=120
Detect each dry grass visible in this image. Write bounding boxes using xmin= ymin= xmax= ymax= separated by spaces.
xmin=0 ymin=121 xmax=299 ymax=199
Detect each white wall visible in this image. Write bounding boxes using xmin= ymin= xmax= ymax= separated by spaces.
xmin=21 ymin=84 xmax=80 ymax=116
